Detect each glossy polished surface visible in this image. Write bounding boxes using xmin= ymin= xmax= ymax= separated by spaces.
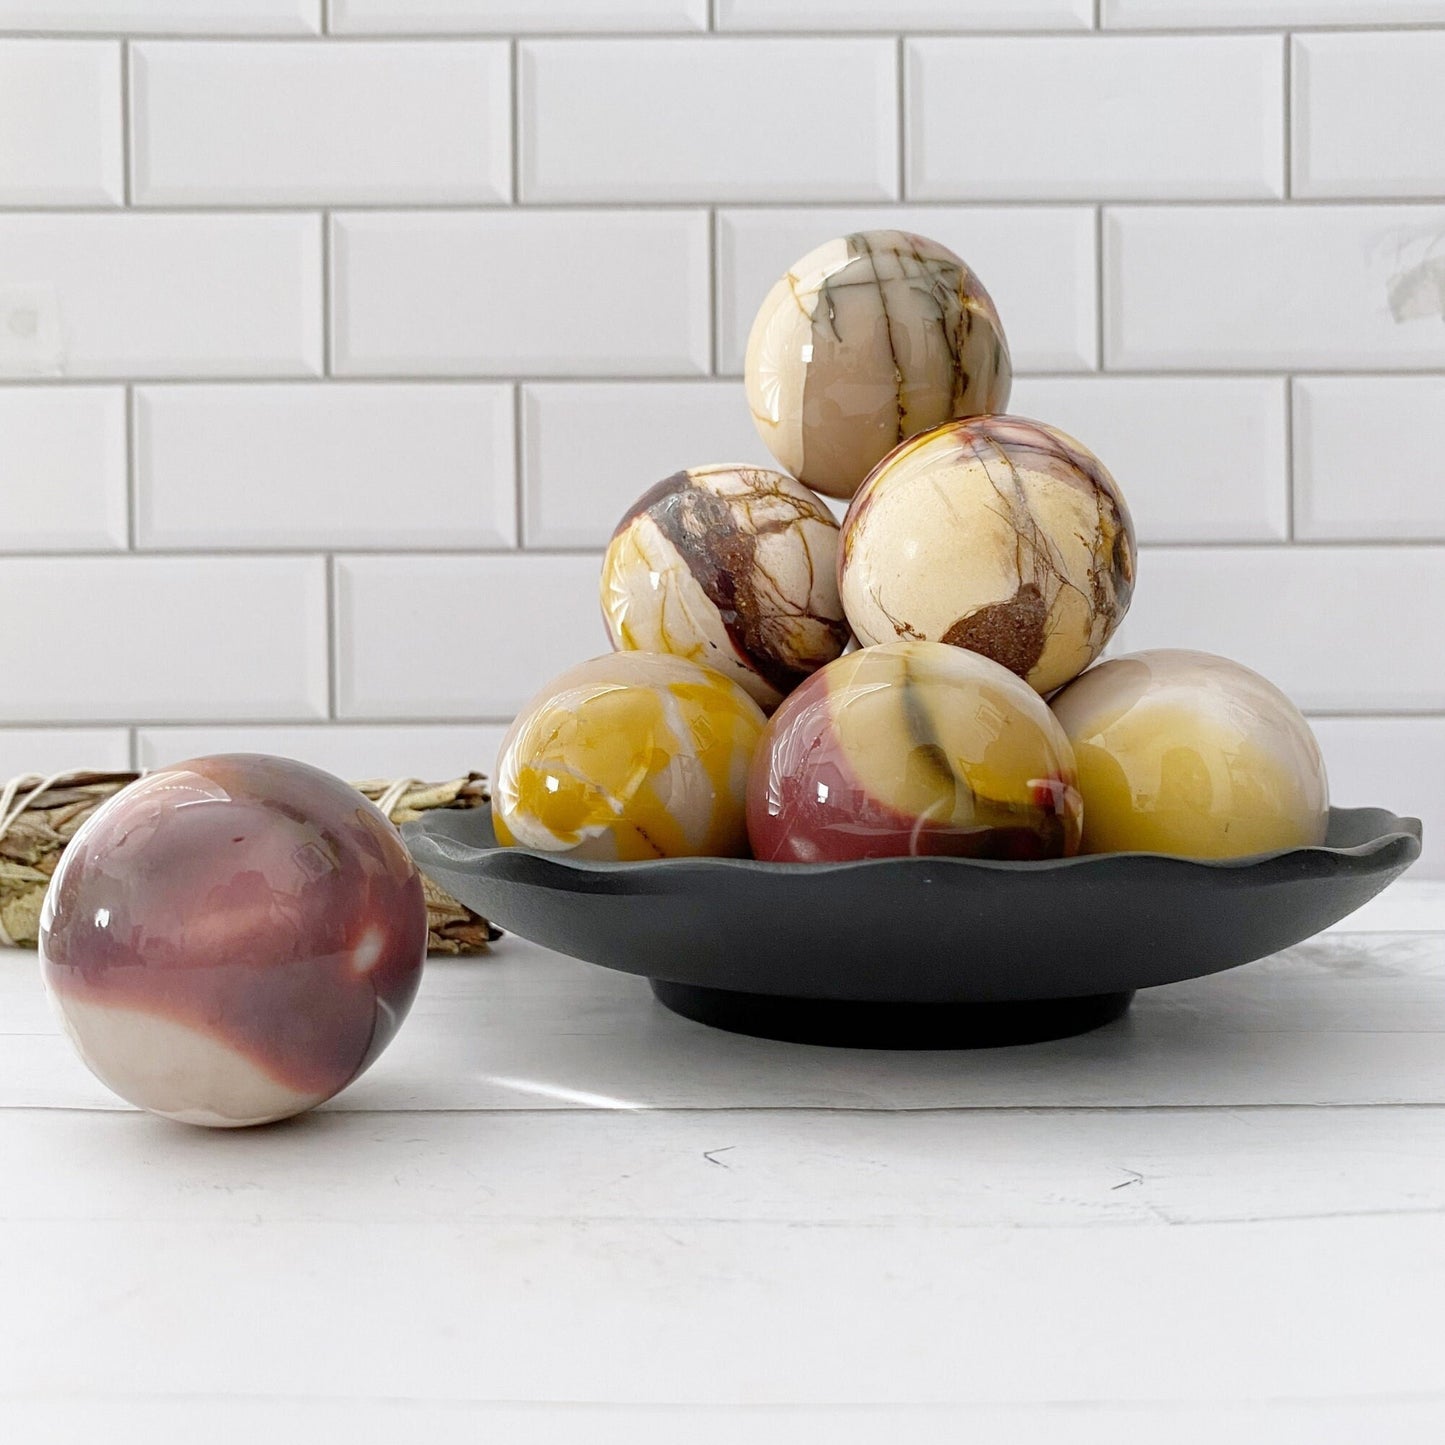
xmin=1050 ymin=649 xmax=1330 ymax=859
xmin=600 ymin=464 xmax=849 ymax=711
xmin=746 ymin=640 xmax=1081 ymax=864
xmin=839 ymin=415 xmax=1136 ymax=695
xmin=744 ymin=230 xmax=1012 ymax=500
xmin=39 ymin=754 xmax=427 ymax=1128
xmin=493 ymin=652 xmax=766 ymax=862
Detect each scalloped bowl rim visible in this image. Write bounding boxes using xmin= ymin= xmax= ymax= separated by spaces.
xmin=411 ymin=804 xmax=1421 ymax=879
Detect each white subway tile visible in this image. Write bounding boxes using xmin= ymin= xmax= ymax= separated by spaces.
xmin=520 ymin=39 xmax=897 ymax=204
xmin=908 ymin=37 xmax=1283 ymax=203
xmin=0 ymin=557 xmax=328 ymax=724
xmin=719 ymin=0 xmax=1091 ymax=28
xmin=333 ymin=211 xmax=709 ymax=377
xmin=135 ymin=383 xmax=515 ymax=550
xmin=1294 ymin=377 xmax=1445 ymax=541
xmin=0 ymin=41 xmax=122 ymax=205
xmin=132 ymin=41 xmax=509 ymax=205
xmin=1294 ymin=34 xmax=1445 ymax=201
xmin=330 ymin=1 xmax=705 ymax=32
xmin=0 ymin=1 xmax=320 ymax=32
xmin=0 ymin=728 xmax=131 ymax=780
xmin=717 ymin=206 xmax=1096 ymax=376
xmin=1111 ymin=546 xmax=1445 ymax=713
xmin=1105 ymin=206 xmax=1445 ymax=371
xmin=137 ymin=723 xmax=508 ymax=782
xmin=1104 ymin=0 xmax=1445 ymax=25
xmin=522 ymin=381 xmax=775 ymax=548
xmin=1309 ymin=716 xmax=1444 ymax=880
xmin=335 ymin=554 xmax=607 ymax=720
xmin=0 ymin=387 xmax=127 ymax=551
xmin=0 ymin=214 xmax=322 ymax=379
xmin=1009 ymin=376 xmax=1288 ymax=544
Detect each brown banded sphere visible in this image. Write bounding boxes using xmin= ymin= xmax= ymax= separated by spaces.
xmin=744 ymin=230 xmax=1012 ymax=500
xmin=600 ymin=464 xmax=850 ymax=711
xmin=839 ymin=415 xmax=1136 ymax=695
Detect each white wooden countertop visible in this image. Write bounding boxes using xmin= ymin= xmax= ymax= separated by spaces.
xmin=4 ymin=882 xmax=1445 ymax=1443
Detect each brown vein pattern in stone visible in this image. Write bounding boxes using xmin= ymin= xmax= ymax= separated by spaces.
xmin=745 ymin=229 xmax=1012 ymax=500
xmin=601 ymin=464 xmax=850 ymax=711
xmin=838 ymin=415 xmax=1137 ymax=696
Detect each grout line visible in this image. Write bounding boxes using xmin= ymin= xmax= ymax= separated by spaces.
xmin=325 ymin=555 xmax=338 ymax=720
xmin=320 ymin=0 xmax=330 ymax=35
xmin=1093 ymin=0 xmax=1101 ymax=29
xmin=127 ymin=726 xmax=138 ymax=770
xmin=0 ymin=23 xmax=1443 ymax=38
xmin=7 ymin=196 xmax=1445 ymax=214
xmin=1285 ymin=374 xmax=1297 ymax=542
xmin=119 ymin=42 xmax=132 ymax=206
xmin=707 ymin=0 xmax=717 ymax=31
xmin=896 ymin=35 xmax=906 ymax=200
xmin=1093 ymin=206 xmax=1105 ymax=371
xmin=512 ymin=383 xmax=526 ymax=549
xmin=509 ymin=39 xmax=520 ymax=204
xmin=5 ymin=538 xmax=1445 ymax=562
xmin=706 ymin=209 xmax=719 ymax=376
xmin=321 ymin=211 xmax=332 ymax=377
xmin=122 ymin=385 xmax=136 ymax=550
xmin=1283 ymin=32 xmax=1294 ymax=198
xmin=1 ymin=369 xmax=1443 ymax=390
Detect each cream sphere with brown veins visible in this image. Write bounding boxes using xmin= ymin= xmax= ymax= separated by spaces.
xmin=838 ymin=415 xmax=1136 ymax=695
xmin=600 ymin=464 xmax=850 ymax=711
xmin=745 ymin=230 xmax=1011 ymax=499
xmin=1049 ymin=650 xmax=1329 ymax=859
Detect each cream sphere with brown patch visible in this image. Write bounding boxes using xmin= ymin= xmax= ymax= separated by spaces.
xmin=745 ymin=230 xmax=1011 ymax=500
xmin=600 ymin=464 xmax=850 ymax=711
xmin=1049 ymin=650 xmax=1329 ymax=859
xmin=838 ymin=415 xmax=1136 ymax=696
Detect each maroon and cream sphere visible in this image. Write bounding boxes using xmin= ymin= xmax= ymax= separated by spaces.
xmin=746 ymin=639 xmax=1082 ymax=864
xmin=745 ymin=229 xmax=1012 ymax=499
xmin=39 ymin=754 xmax=428 ymax=1127
xmin=839 ymin=415 xmax=1136 ymax=695
xmin=600 ymin=464 xmax=850 ymax=711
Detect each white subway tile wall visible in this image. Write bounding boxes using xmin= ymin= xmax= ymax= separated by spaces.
xmin=0 ymin=6 xmax=1440 ymax=875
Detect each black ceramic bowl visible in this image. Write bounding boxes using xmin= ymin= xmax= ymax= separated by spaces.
xmin=404 ymin=806 xmax=1421 ymax=1049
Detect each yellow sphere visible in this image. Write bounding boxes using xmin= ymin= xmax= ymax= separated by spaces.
xmin=493 ymin=652 xmax=766 ymax=861
xmin=1049 ymin=649 xmax=1329 ymax=859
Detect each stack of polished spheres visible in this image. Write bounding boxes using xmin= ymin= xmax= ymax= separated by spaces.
xmin=494 ymin=230 xmax=1329 ymax=866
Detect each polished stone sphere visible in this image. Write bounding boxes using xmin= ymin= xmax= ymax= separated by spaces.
xmin=600 ymin=464 xmax=850 ymax=711
xmin=746 ymin=639 xmax=1082 ymax=864
xmin=745 ymin=229 xmax=1012 ymax=500
xmin=838 ymin=415 xmax=1136 ymax=695
xmin=494 ymin=651 xmax=767 ymax=862
xmin=39 ymin=754 xmax=428 ymax=1128
xmin=1049 ymin=649 xmax=1330 ymax=859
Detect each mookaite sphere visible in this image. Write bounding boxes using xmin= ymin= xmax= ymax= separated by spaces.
xmin=1049 ymin=650 xmax=1330 ymax=859
xmin=494 ymin=651 xmax=766 ymax=861
xmin=747 ymin=640 xmax=1082 ymax=864
xmin=39 ymin=755 xmax=428 ymax=1128
xmin=839 ymin=415 xmax=1136 ymax=695
xmin=744 ymin=230 xmax=1012 ymax=500
xmin=600 ymin=464 xmax=850 ymax=711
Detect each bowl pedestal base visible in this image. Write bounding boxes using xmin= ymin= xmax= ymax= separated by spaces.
xmin=649 ymin=980 xmax=1135 ymax=1050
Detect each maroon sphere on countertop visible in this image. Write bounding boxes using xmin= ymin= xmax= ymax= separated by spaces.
xmin=39 ymin=754 xmax=427 ymax=1127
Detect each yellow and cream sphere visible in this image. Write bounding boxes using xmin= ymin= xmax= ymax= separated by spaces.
xmin=493 ymin=652 xmax=767 ymax=861
xmin=1049 ymin=649 xmax=1330 ymax=859
xmin=838 ymin=415 xmax=1136 ymax=695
